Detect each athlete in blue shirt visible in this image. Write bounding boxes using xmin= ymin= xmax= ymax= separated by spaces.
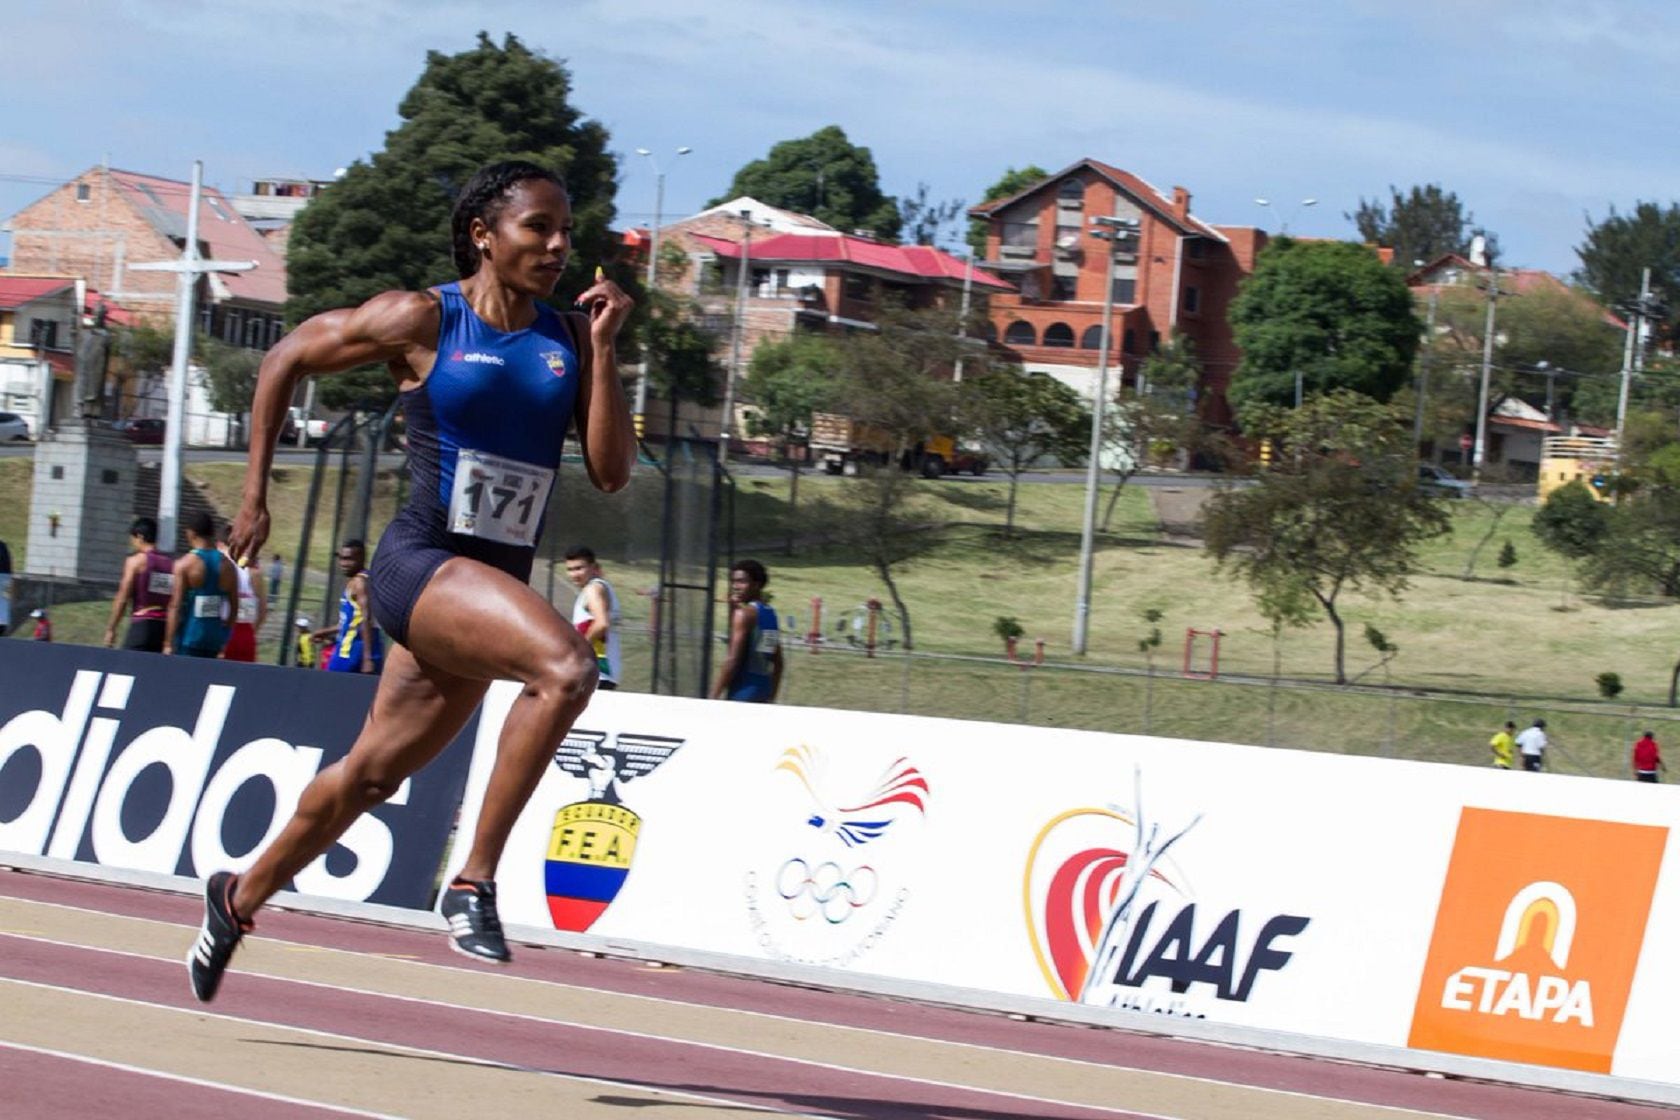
xmin=321 ymin=539 xmax=382 ymax=674
xmin=711 ymin=558 xmax=784 ymax=703
xmin=192 ymin=161 xmax=635 ymax=1000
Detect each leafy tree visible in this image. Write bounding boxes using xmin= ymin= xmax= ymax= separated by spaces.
xmin=742 ymin=332 xmax=839 ymax=448
xmin=817 ymin=308 xmax=965 ymax=648
xmin=643 ymin=291 xmax=723 ymax=406
xmin=1574 ymin=201 xmax=1680 ymax=344
xmin=1532 ymin=481 xmax=1611 ymax=561
xmin=966 ymin=368 xmax=1089 ymax=536
xmin=1347 ymin=183 xmax=1496 ymax=267
xmin=285 ymin=32 xmax=620 ymax=408
xmin=196 ymin=335 xmax=263 ymax=419
xmin=1229 ymin=239 xmax=1421 ymax=412
xmin=898 ymin=182 xmax=966 ymax=248
xmin=967 ymin=165 xmax=1049 ymax=257
xmin=1202 ymin=392 xmax=1451 ymax=683
xmin=711 ymin=125 xmax=899 ymax=239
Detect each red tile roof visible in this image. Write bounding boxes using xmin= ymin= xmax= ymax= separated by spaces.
xmin=108 ymin=169 xmax=288 ymax=306
xmin=689 ymin=233 xmax=1014 ymax=291
xmin=0 ymin=276 xmax=74 ymax=309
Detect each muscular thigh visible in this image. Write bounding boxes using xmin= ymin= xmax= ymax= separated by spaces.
xmin=348 ymin=643 xmax=490 ymax=782
xmin=402 ymin=556 xmax=591 ymax=684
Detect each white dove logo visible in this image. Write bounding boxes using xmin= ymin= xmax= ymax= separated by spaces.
xmin=774 ymin=745 xmax=929 ymax=847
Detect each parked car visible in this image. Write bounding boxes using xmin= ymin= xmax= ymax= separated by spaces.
xmin=0 ymin=412 xmax=30 ymax=442
xmin=1418 ymin=463 xmax=1473 ymax=499
xmin=114 ymin=417 xmax=166 ymax=445
xmin=283 ymin=407 xmax=331 ymax=447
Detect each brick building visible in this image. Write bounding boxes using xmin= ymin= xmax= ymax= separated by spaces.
xmin=5 ymin=165 xmax=288 ymax=348
xmin=632 ymin=197 xmax=1011 ymax=448
xmin=969 ymin=158 xmax=1266 ymax=426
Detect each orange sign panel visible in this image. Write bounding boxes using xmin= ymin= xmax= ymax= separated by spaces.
xmin=1409 ymin=809 xmax=1666 ymax=1072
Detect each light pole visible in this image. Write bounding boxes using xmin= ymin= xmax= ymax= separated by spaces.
xmin=633 ymin=145 xmax=692 ymax=437
xmin=1072 ymin=215 xmax=1139 ymax=656
xmin=1254 ymin=196 xmax=1318 ymax=234
xmin=720 ymin=210 xmax=760 ymax=462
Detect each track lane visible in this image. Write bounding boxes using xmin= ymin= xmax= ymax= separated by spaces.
xmin=1 ymin=872 xmax=1671 ymax=1120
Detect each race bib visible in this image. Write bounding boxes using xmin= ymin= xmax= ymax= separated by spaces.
xmin=447 ymin=448 xmax=554 ymax=547
xmin=192 ymin=594 xmax=224 ymax=619
xmin=758 ymin=629 xmax=781 ymax=655
xmin=146 ymin=571 xmax=174 ymax=596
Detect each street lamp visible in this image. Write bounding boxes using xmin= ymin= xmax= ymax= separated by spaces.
xmin=1254 ymin=196 xmax=1317 ymax=234
xmin=633 ymin=145 xmax=692 ymax=435
xmin=1072 ymin=214 xmax=1140 ymax=656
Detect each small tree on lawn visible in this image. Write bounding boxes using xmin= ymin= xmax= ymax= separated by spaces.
xmin=1203 ymin=391 xmax=1451 ymax=684
xmin=743 ymin=332 xmax=839 ymax=552
xmin=965 ymin=367 xmax=1089 ymax=536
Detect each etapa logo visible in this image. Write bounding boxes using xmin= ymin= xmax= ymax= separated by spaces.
xmin=0 ymin=668 xmax=414 ymax=902
xmin=1408 ymin=809 xmax=1666 ymax=1073
xmin=1023 ymin=773 xmax=1311 ymax=1018
xmin=542 ymin=728 xmax=683 ymax=932
xmin=744 ymin=745 xmax=930 ymax=967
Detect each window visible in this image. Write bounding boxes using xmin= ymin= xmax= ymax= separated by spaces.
xmin=1043 ymin=323 xmax=1075 ymax=348
xmin=1149 ymin=330 xmax=1161 ymax=352
xmin=269 ymin=320 xmax=284 ymax=348
xmin=1050 ymin=274 xmax=1077 ymax=301
xmin=224 ymin=309 xmax=241 ymax=343
xmin=842 ymin=273 xmax=873 ymax=302
xmin=28 ymin=320 xmax=59 ymax=349
xmin=1057 ymin=179 xmax=1085 ymax=205
xmin=1004 ymin=321 xmax=1036 ymax=346
xmin=1110 ymin=277 xmax=1136 ymax=305
xmin=1182 ymin=286 xmax=1200 ymax=314
xmin=1080 ymin=325 xmax=1105 ymax=350
xmin=75 ymin=182 xmax=90 ymax=203
xmin=1000 ymin=221 xmax=1038 ymax=254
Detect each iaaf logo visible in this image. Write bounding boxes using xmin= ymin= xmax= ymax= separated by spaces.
xmin=744 ymin=745 xmax=930 ymax=967
xmin=1024 ymin=771 xmax=1311 ymax=1018
xmin=0 ymin=669 xmax=407 ymax=900
xmin=1439 ymin=881 xmax=1592 ymax=1026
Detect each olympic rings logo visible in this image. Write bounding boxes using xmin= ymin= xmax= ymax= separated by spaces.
xmin=775 ymin=858 xmax=878 ymax=924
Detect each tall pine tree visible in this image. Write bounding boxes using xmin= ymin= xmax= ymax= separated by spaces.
xmin=285 ymin=32 xmax=619 ymax=407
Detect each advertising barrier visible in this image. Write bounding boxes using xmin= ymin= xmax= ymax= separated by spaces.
xmin=445 ymin=685 xmax=1680 ymax=1087
xmin=0 ymin=643 xmax=475 ymax=909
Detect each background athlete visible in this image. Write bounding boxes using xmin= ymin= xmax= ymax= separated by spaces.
xmin=564 ymin=545 xmax=620 ymax=690
xmin=190 ymin=160 xmax=634 ymax=1002
xmin=316 ymin=539 xmax=382 ymax=674
xmin=711 ymin=558 xmax=783 ymax=703
xmin=104 ymin=516 xmax=174 ymax=652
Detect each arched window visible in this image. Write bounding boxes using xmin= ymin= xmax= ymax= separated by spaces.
xmin=1004 ymin=321 xmax=1036 ymax=346
xmin=1080 ymin=325 xmax=1105 ymax=350
xmin=1042 ymin=322 xmax=1075 ymax=348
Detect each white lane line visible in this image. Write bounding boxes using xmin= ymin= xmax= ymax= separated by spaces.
xmin=0 ymin=1038 xmax=408 ymax=1119
xmin=0 ymin=930 xmax=1462 ymax=1120
xmin=0 ymin=975 xmax=836 ymax=1119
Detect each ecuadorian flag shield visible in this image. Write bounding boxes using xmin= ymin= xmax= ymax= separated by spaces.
xmin=545 ymin=801 xmax=641 ymax=931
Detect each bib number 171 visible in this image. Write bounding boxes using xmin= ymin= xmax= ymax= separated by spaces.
xmin=447 ymin=449 xmax=554 ymax=547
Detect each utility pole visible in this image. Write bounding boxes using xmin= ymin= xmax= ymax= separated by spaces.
xmin=1412 ymin=285 xmax=1439 ymax=449
xmin=720 ymin=213 xmax=753 ymax=461
xmin=1614 ymin=267 xmax=1651 ymax=463
xmin=128 ymin=161 xmax=254 ymax=549
xmin=951 ymin=251 xmax=975 ymax=383
xmin=1072 ymin=215 xmax=1136 ymax=655
xmin=632 ymin=146 xmax=691 ymax=438
xmin=1471 ymin=267 xmax=1499 ymax=484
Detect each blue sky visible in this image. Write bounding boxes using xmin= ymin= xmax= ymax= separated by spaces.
xmin=4 ymin=1 xmax=1674 ymax=277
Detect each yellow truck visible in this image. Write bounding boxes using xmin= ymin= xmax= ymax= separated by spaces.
xmin=809 ymin=412 xmax=985 ymax=478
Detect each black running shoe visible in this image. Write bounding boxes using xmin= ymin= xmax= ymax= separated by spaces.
xmin=441 ymin=878 xmax=510 ymax=963
xmin=188 ymin=871 xmax=252 ymax=1002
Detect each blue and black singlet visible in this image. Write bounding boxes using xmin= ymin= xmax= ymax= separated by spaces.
xmin=368 ymin=282 xmax=581 ymax=645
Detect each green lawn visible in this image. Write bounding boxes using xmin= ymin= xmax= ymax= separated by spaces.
xmin=5 ymin=456 xmax=1676 ymax=778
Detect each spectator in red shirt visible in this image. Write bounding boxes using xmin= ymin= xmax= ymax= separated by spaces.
xmin=1633 ymin=731 xmax=1664 ymax=783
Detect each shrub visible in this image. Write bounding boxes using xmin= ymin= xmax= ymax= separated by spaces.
xmin=992 ymin=615 xmax=1024 ymax=643
xmin=1596 ymin=671 xmax=1625 ymax=700
xmin=1497 ymin=540 xmax=1517 ymax=569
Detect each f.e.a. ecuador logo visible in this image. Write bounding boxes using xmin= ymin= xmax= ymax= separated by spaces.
xmin=1408 ymin=809 xmax=1665 ymax=1073
xmin=543 ymin=729 xmax=682 ymax=932
xmin=1023 ymin=773 xmax=1312 ymax=1018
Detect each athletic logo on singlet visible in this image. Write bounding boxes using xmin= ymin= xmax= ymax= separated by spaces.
xmin=447 ymin=447 xmax=554 ymax=547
